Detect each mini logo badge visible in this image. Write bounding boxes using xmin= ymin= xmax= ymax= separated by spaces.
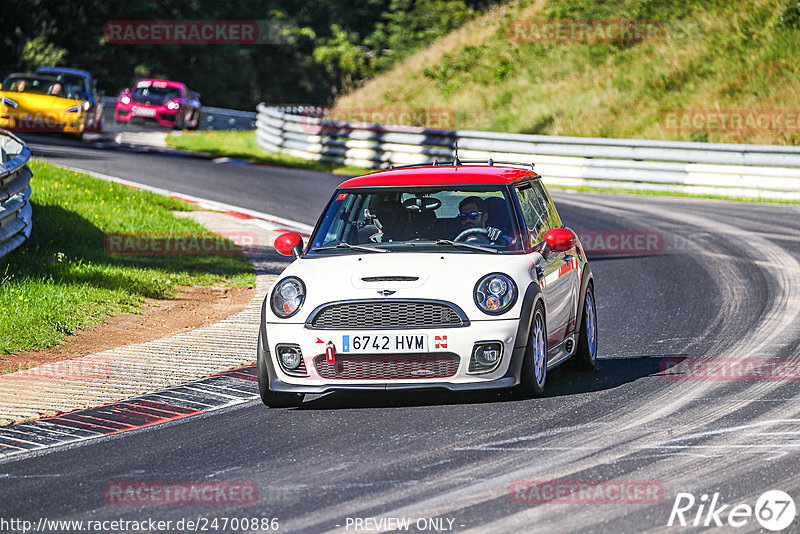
xmin=435 ymin=335 xmax=447 ymax=349
xmin=377 ymin=290 xmax=396 ymax=296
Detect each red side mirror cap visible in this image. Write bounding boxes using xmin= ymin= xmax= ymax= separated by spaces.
xmin=275 ymin=232 xmax=304 ymax=258
xmin=544 ymin=228 xmax=576 ymax=253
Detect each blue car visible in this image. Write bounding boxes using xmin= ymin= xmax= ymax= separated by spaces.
xmin=36 ymin=67 xmax=103 ymax=132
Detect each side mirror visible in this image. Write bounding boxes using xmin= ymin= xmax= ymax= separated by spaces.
xmin=543 ymin=227 xmax=576 ymax=253
xmin=275 ymin=232 xmax=304 ymax=258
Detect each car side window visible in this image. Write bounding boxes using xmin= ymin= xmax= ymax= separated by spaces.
xmin=515 ymin=182 xmax=550 ymax=244
xmin=535 ymin=181 xmax=563 ymax=231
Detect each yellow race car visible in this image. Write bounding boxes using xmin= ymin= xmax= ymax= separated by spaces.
xmin=0 ymin=73 xmax=87 ymax=138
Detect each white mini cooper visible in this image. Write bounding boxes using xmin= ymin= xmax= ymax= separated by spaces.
xmin=258 ymin=162 xmax=597 ymax=407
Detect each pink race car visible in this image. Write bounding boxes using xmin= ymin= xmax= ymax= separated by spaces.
xmin=115 ymin=79 xmax=200 ymax=129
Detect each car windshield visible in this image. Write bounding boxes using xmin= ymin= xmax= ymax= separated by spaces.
xmin=56 ymin=75 xmax=91 ymax=98
xmin=130 ymin=85 xmax=182 ymax=104
xmin=308 ymin=186 xmax=523 ymax=255
xmin=1 ymin=76 xmax=81 ymax=100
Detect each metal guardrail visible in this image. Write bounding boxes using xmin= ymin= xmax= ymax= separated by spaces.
xmin=256 ymin=103 xmax=800 ymax=200
xmin=101 ymin=97 xmax=256 ymax=131
xmin=0 ymin=130 xmax=33 ymax=259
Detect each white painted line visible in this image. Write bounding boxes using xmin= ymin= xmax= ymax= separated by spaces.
xmin=48 ymin=162 xmax=314 ymax=236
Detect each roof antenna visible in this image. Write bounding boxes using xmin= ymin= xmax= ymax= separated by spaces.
xmin=453 ymin=138 xmax=461 ymax=166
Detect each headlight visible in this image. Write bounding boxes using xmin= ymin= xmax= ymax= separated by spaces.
xmin=65 ymin=105 xmax=82 ymax=113
xmin=83 ymin=101 xmax=91 ymax=110
xmin=166 ymin=101 xmax=180 ymax=110
xmin=270 ymin=277 xmax=305 ymax=318
xmin=1 ymin=96 xmax=18 ymax=109
xmin=120 ymin=95 xmax=131 ymax=105
xmin=474 ymin=273 xmax=517 ymax=315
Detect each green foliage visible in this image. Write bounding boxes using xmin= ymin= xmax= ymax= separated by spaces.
xmin=309 ymin=0 xmax=486 ymax=95
xmin=312 ymin=25 xmax=370 ymax=95
xmin=20 ymin=32 xmax=67 ymax=70
xmin=0 ymin=0 xmax=496 ymax=108
xmin=423 ymin=45 xmax=485 ymax=96
xmin=365 ymin=0 xmax=478 ymax=68
xmin=779 ymin=0 xmax=800 ymax=27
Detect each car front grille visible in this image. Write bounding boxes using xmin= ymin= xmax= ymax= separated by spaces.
xmin=314 ymin=353 xmax=459 ymax=380
xmin=307 ymin=300 xmax=467 ymax=330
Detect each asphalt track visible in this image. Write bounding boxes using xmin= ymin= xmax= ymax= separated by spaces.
xmin=2 ymin=133 xmax=800 ymax=533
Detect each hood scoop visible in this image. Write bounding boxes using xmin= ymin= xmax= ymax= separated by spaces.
xmin=352 ymin=273 xmax=428 ymax=289
xmin=361 ymin=276 xmax=419 ymax=282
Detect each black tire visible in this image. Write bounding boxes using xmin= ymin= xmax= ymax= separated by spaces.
xmin=570 ymin=284 xmax=598 ymax=371
xmin=519 ymin=303 xmax=548 ymax=397
xmin=188 ymin=109 xmax=200 ymax=130
xmin=257 ymin=331 xmax=304 ymax=408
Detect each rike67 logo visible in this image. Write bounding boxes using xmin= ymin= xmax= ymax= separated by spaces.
xmin=668 ymin=490 xmax=796 ymax=531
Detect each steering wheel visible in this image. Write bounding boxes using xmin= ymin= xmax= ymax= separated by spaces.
xmin=402 ymin=197 xmax=442 ymax=211
xmin=454 ymin=227 xmax=491 ymax=244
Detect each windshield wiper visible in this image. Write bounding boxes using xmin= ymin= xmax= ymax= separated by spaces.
xmin=405 ymin=240 xmax=498 ymax=253
xmin=312 ymin=243 xmax=391 ymax=253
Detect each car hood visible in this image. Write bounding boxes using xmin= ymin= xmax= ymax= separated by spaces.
xmin=268 ymin=251 xmax=536 ymax=322
xmin=1 ymin=91 xmax=82 ymax=113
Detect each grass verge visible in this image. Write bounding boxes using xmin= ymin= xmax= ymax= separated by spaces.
xmin=166 ymin=130 xmax=371 ymax=176
xmin=0 ymin=159 xmax=256 ymax=355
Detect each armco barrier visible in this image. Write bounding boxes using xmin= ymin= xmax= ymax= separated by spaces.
xmin=255 ymin=103 xmax=800 ymax=201
xmin=0 ymin=129 xmax=33 ymax=259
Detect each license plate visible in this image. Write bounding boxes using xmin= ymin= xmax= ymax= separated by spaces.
xmin=341 ymin=334 xmax=428 ymax=354
xmin=134 ymin=107 xmax=156 ymax=117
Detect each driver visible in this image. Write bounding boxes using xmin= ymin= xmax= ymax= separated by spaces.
xmin=457 ymin=196 xmax=504 ymax=242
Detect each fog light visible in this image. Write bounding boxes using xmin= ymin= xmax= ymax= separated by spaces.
xmin=469 ymin=342 xmax=503 ymax=373
xmin=278 ymin=346 xmax=302 ymax=370
xmin=477 ymin=347 xmax=500 ymax=366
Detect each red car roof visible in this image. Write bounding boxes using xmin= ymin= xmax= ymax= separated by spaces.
xmin=338 ymin=165 xmax=538 ymax=188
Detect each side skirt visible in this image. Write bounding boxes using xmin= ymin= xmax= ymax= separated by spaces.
xmin=546 ymin=334 xmax=576 ymax=370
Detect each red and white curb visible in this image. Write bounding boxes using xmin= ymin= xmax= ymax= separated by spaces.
xmin=0 ymin=366 xmax=260 ymax=461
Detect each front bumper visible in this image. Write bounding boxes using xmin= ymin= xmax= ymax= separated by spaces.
xmin=0 ymin=115 xmax=84 ymax=134
xmin=261 ymin=318 xmax=528 ymax=393
xmin=115 ymin=105 xmax=178 ymax=126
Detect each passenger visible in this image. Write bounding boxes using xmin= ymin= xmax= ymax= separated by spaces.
xmin=376 ymin=194 xmax=412 ymax=242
